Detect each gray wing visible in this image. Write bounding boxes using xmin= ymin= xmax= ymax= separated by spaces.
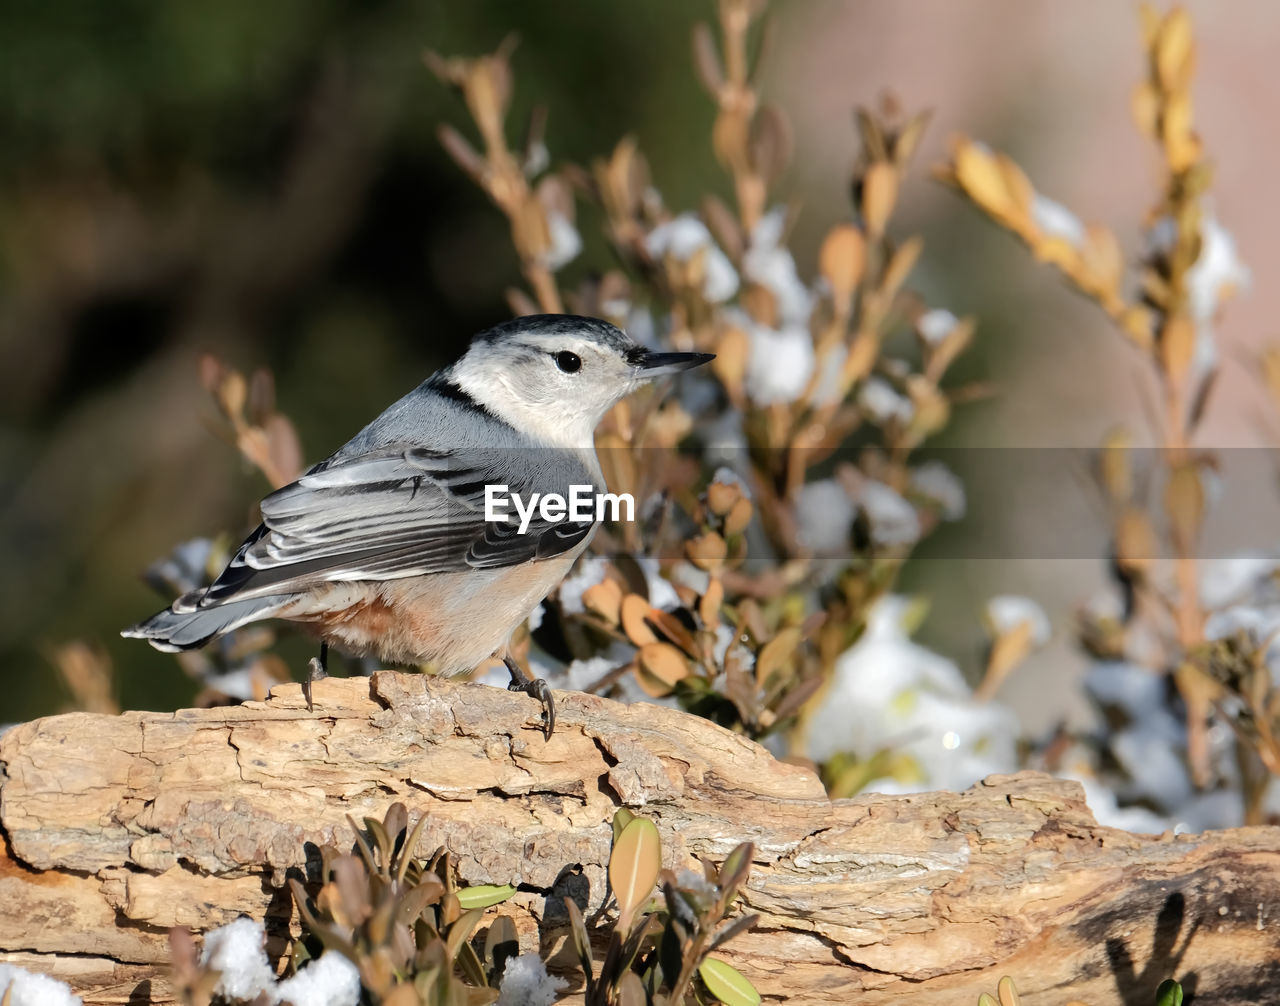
xmin=202 ymin=445 xmax=596 ymax=604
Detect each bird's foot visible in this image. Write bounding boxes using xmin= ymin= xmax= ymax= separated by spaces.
xmin=303 ymin=654 xmax=329 ymax=712
xmin=503 ymin=656 xmax=555 ymax=739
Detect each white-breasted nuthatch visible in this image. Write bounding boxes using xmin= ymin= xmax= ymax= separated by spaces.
xmin=124 ymin=314 xmax=713 ymax=736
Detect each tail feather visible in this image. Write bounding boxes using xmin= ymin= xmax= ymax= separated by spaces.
xmin=122 ymin=590 xmax=289 ymax=652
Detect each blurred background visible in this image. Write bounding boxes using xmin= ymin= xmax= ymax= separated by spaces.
xmin=2 ymin=0 xmax=1275 ymax=724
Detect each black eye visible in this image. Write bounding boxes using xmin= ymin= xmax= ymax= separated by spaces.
xmin=554 ymin=351 xmax=581 ymax=373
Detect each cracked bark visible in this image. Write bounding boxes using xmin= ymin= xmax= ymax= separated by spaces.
xmin=2 ymin=672 xmax=1279 ymax=1005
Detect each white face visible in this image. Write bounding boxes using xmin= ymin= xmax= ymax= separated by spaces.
xmin=451 ymin=327 xmax=644 ymax=449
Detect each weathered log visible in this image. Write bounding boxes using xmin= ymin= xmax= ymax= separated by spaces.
xmin=2 ymin=672 xmax=1278 ymax=1004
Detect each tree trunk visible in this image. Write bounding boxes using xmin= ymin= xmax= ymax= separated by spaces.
xmin=2 ymin=672 xmax=1278 ymax=1004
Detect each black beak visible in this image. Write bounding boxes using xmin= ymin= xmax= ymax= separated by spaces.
xmin=628 ymin=348 xmax=716 ymax=379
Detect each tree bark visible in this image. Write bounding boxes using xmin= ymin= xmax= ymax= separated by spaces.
xmin=1 ymin=672 xmax=1278 ymax=1005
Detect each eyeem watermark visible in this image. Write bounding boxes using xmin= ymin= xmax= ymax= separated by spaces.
xmin=484 ymin=484 xmax=635 ymax=533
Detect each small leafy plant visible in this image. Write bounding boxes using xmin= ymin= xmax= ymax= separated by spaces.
xmin=168 ymin=804 xmax=760 ymax=1005
xmin=286 ymin=803 xmax=518 ymax=1004
xmin=565 ymin=809 xmax=760 ymax=1006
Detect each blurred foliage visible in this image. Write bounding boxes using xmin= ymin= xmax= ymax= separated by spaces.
xmin=943 ymin=4 xmax=1280 ymax=829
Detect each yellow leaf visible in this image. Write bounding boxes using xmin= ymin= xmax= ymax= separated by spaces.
xmin=861 ymin=161 xmax=898 ymax=237
xmin=756 ymin=627 xmax=802 ymax=687
xmin=995 ymin=154 xmax=1035 ymax=219
xmin=818 ymin=224 xmax=866 ymax=317
xmin=1119 ymin=305 xmax=1155 ymax=351
xmin=1132 ymin=81 xmax=1159 ymax=138
xmin=1156 ymin=9 xmax=1195 ymax=93
xmin=997 ymin=975 xmax=1022 ymax=1006
xmin=609 ymin=817 xmax=662 ymax=929
xmin=1159 ymin=316 xmax=1196 ymax=384
xmin=982 ymin=619 xmax=1034 ymax=698
xmin=1031 ymin=235 xmax=1079 ymax=271
xmin=953 ymin=142 xmax=1013 ymax=222
xmin=699 ymin=957 xmax=762 ymax=1006
xmin=1164 ymin=462 xmax=1204 ymax=555
xmin=1262 ymin=347 xmax=1280 ymax=404
xmin=1098 ymin=429 xmax=1133 ymax=504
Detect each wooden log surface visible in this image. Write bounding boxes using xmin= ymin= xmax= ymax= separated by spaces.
xmin=2 ymin=671 xmax=1279 ymax=1004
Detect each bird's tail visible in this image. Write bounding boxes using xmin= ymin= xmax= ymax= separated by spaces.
xmin=122 ymin=589 xmax=289 ymax=652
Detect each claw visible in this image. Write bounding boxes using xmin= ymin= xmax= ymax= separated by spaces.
xmin=503 ymin=656 xmax=555 ymax=739
xmin=304 ymin=645 xmax=329 ymax=712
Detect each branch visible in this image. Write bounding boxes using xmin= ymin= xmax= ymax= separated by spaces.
xmin=2 ymin=673 xmax=1277 ymax=1003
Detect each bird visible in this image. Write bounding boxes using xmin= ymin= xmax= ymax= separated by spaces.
xmin=123 ymin=314 xmax=713 ymax=737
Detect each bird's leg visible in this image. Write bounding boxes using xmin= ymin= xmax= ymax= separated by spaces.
xmin=503 ymin=655 xmax=555 ymax=739
xmin=304 ymin=642 xmax=329 ymax=712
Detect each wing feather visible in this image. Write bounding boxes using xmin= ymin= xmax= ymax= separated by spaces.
xmin=200 ymin=445 xmax=597 ymax=605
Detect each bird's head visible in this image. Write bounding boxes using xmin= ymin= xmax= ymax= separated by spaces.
xmin=447 ymin=314 xmax=713 ymax=448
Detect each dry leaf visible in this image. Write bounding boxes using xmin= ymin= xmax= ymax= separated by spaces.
xmin=639 ymin=642 xmax=692 ymax=687
xmin=621 ymin=594 xmax=659 ymax=646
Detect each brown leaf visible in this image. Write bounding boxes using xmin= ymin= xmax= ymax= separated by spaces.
xmin=1098 ymin=429 xmax=1133 ymax=505
xmin=621 ymin=593 xmax=659 ymax=646
xmin=751 ymin=104 xmax=793 ymax=185
xmin=639 ymin=642 xmax=692 ymax=687
xmin=687 ymin=532 xmax=729 ymax=571
xmin=703 ymin=194 xmax=745 ymax=262
xmin=880 ymin=235 xmax=923 ymax=301
xmin=647 ymin=609 xmax=700 ymax=657
xmin=1159 ymin=315 xmax=1196 ymax=384
xmin=691 ymin=21 xmax=724 ymax=95
xmin=1165 ymin=462 xmax=1204 ymax=556
xmin=861 ymin=161 xmax=898 ymax=237
xmin=979 ymin=620 xmax=1035 ymax=700
xmin=582 ymin=578 xmax=624 ymax=626
xmin=713 ymin=108 xmax=752 ymax=175
xmin=723 ymin=497 xmax=753 ymax=537
xmin=436 ymin=124 xmax=486 ymax=181
xmin=1115 ymin=506 xmax=1159 ymax=574
xmin=699 ymin=578 xmax=725 ymax=628
xmin=756 ymin=627 xmax=802 ymax=687
xmin=819 ymin=224 xmax=866 ymax=317
xmin=891 ymin=109 xmax=933 ymax=167
xmin=711 ymin=324 xmax=751 ymax=394
xmin=707 ymin=478 xmax=744 ymax=518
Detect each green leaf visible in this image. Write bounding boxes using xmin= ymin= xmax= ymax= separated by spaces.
xmin=977 ymin=996 xmax=998 ymax=1006
xmin=484 ymin=914 xmax=519 ymax=978
xmin=564 ymin=897 xmax=593 ymax=979
xmin=396 ymin=811 xmax=432 ymax=885
xmin=455 ymin=884 xmax=517 ymax=910
xmin=610 ymin=817 xmax=662 ymax=927
xmin=717 ymin=842 xmax=754 ymax=902
xmin=612 ymin=808 xmax=637 ymax=843
xmin=444 ymin=908 xmax=485 ymax=964
xmin=698 ymin=957 xmax=761 ymax=1006
xmin=1155 ymin=979 xmax=1184 ymax=1006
